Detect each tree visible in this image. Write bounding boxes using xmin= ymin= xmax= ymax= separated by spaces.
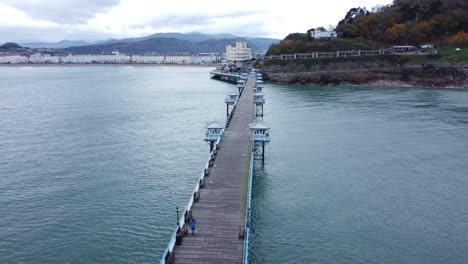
xmin=386 ymin=23 xmax=408 ymax=43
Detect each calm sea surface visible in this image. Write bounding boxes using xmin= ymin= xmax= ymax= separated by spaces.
xmin=1 ymin=66 xmax=468 ymax=264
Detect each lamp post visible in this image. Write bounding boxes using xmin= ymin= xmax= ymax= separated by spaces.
xmin=176 ymin=206 xmax=179 ymax=227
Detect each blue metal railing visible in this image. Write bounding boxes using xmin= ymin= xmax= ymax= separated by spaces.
xmin=243 ymin=145 xmax=254 ymax=264
xmin=159 ymin=135 xmax=222 ymax=264
xmin=160 ymin=78 xmax=244 ymax=263
xmin=243 ymin=73 xmax=259 ymax=264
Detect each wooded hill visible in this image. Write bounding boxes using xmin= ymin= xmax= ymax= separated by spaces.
xmin=336 ymin=0 xmax=468 ymax=45
xmin=267 ymin=0 xmax=468 ymax=55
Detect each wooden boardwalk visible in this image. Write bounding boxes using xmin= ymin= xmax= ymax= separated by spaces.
xmin=172 ymin=77 xmax=256 ymax=263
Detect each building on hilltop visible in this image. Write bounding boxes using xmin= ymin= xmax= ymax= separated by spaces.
xmin=226 ymin=41 xmax=251 ymax=68
xmin=310 ymin=29 xmax=337 ymax=40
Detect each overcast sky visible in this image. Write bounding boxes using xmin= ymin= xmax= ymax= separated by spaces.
xmin=0 ymin=0 xmax=393 ymax=43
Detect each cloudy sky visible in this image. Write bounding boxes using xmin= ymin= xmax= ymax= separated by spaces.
xmin=0 ymin=0 xmax=393 ymax=43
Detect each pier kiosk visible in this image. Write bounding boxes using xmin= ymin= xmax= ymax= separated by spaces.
xmin=255 ymin=80 xmax=263 ymax=93
xmin=237 ymin=80 xmax=245 ymax=94
xmin=254 ymin=92 xmax=265 ymax=117
xmin=225 ymin=92 xmax=239 ymax=117
xmin=204 ymin=121 xmax=224 ymax=151
xmin=249 ymin=122 xmax=271 ymax=164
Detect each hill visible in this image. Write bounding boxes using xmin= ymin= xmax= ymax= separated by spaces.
xmin=267 ymin=0 xmax=468 ymax=56
xmin=266 ymin=33 xmax=377 ymax=55
xmin=0 ymin=42 xmax=22 ymax=51
xmin=100 ymin=32 xmax=239 ymax=44
xmin=65 ymin=37 xmax=246 ymax=54
xmin=20 ymin=40 xmax=93 ymax=49
xmin=336 ymin=0 xmax=468 ymax=46
xmin=65 ymin=35 xmax=279 ymax=54
xmin=0 ymin=42 xmax=32 ymax=53
xmin=23 ymin=33 xmax=279 ymax=54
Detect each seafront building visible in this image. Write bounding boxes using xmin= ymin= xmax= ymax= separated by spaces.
xmin=0 ymin=55 xmax=29 ymax=64
xmin=29 ymin=53 xmax=61 ymax=63
xmin=226 ymin=41 xmax=252 ymax=67
xmin=0 ymin=52 xmax=223 ymax=64
xmin=61 ymin=54 xmax=131 ymax=64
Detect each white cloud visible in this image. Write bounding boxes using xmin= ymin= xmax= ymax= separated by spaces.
xmin=1 ymin=0 xmax=121 ymax=24
xmin=0 ymin=0 xmax=393 ymax=43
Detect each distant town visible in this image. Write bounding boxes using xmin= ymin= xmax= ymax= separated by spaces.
xmin=0 ymin=50 xmax=225 ymax=65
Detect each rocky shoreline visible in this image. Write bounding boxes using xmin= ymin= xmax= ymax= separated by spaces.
xmin=262 ymin=71 xmax=468 ymax=89
xmin=258 ymin=58 xmax=468 ymax=89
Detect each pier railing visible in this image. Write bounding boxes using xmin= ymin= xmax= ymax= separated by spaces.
xmin=264 ymin=49 xmax=386 ymax=60
xmin=160 ymin=80 xmax=244 ymax=263
xmin=226 ymin=87 xmax=242 ymax=127
xmin=243 ymin=148 xmax=254 ymax=264
xmin=160 ymin=135 xmax=222 ymax=264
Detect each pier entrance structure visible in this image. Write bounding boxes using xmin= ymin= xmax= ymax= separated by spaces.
xmin=161 ymin=70 xmax=269 ymax=264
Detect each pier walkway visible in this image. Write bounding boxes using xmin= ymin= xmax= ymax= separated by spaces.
xmin=171 ymin=76 xmax=256 ymax=263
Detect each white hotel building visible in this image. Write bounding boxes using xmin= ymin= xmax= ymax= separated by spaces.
xmin=226 ymin=41 xmax=252 ymax=67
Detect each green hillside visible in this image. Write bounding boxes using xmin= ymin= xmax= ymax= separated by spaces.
xmin=336 ymin=0 xmax=468 ymax=45
xmin=266 ymin=34 xmax=377 ymax=55
xmin=267 ymin=0 xmax=468 ymax=56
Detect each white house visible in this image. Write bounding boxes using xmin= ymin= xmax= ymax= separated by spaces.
xmin=310 ymin=30 xmax=337 ymax=39
xmin=226 ymin=41 xmax=251 ymax=67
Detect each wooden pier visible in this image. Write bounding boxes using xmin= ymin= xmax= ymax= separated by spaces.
xmin=170 ymin=76 xmax=256 ymax=263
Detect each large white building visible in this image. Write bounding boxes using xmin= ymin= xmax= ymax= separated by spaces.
xmin=61 ymin=54 xmax=131 ymax=63
xmin=131 ymin=55 xmax=165 ymax=64
xmin=310 ymin=30 xmax=337 ymax=39
xmin=226 ymin=41 xmax=251 ymax=67
xmin=0 ymin=52 xmax=222 ymax=64
xmin=0 ymin=55 xmax=29 ymax=63
xmin=29 ymin=53 xmax=61 ymax=63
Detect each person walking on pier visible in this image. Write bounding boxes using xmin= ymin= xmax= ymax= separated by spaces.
xmin=190 ymin=218 xmax=197 ymax=235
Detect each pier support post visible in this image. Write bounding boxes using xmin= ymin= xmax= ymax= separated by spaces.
xmin=262 ymin=143 xmax=265 ymax=165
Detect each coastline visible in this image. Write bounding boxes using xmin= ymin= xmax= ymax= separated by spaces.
xmin=266 ymin=78 xmax=468 ymax=90
xmin=0 ymin=63 xmax=218 ymax=68
xmin=260 ymin=69 xmax=468 ymax=89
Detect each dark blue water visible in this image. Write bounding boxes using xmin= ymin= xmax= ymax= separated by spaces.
xmin=0 ymin=66 xmax=235 ymax=263
xmin=1 ymin=66 xmax=468 ymax=264
xmin=250 ymin=85 xmax=468 ymax=264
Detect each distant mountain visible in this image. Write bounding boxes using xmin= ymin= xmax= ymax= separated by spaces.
xmin=15 ymin=33 xmax=279 ymax=54
xmin=0 ymin=42 xmax=31 ymax=53
xmin=100 ymin=32 xmax=240 ymax=45
xmin=65 ymin=37 xmax=250 ymax=54
xmin=244 ymin=37 xmax=280 ymax=52
xmin=65 ymin=33 xmax=279 ymax=54
xmin=20 ymin=40 xmax=94 ymax=49
xmin=98 ymin=32 xmax=278 ymax=52
xmin=0 ymin=42 xmax=22 ymax=50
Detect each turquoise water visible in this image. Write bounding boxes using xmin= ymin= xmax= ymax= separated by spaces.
xmin=249 ymin=85 xmax=468 ymax=264
xmin=0 ymin=66 xmax=234 ymax=263
xmin=1 ymin=66 xmax=468 ymax=264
